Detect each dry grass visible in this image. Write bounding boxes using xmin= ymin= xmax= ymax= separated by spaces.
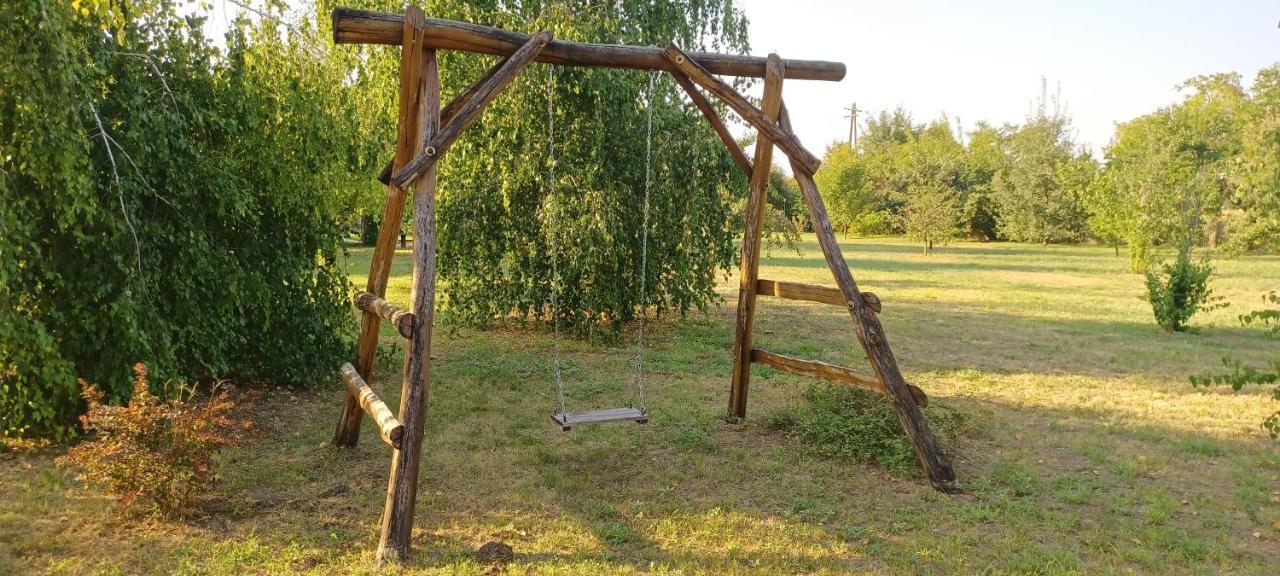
xmin=3 ymin=236 xmax=1278 ymax=575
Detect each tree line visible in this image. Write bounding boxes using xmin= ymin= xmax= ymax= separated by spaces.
xmin=815 ymin=72 xmax=1280 ymax=268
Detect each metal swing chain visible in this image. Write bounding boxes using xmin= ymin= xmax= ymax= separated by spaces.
xmin=546 ymin=63 xmax=569 ymax=416
xmin=628 ymin=71 xmax=657 ymax=413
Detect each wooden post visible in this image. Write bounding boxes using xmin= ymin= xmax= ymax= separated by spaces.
xmin=779 ymin=103 xmax=960 ymax=493
xmin=376 ymin=22 xmax=442 ymax=566
xmin=727 ymin=54 xmax=785 ymax=419
xmin=333 ymin=6 xmax=430 ymax=448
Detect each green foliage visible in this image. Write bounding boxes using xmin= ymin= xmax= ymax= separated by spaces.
xmin=1192 ymin=291 xmax=1280 ymax=437
xmin=766 ymin=382 xmax=968 ymax=475
xmin=1093 ymin=73 xmax=1250 ymax=271
xmin=327 ymin=0 xmax=752 ymax=333
xmin=1144 ymin=244 xmax=1221 ymax=332
xmin=1 ymin=0 xmax=353 ymax=437
xmin=57 ymin=364 xmax=246 ymax=515
xmin=901 ymin=183 xmax=963 ymax=254
xmin=816 ymin=95 xmax=1096 ymax=244
xmin=991 ymin=84 xmax=1092 ymax=244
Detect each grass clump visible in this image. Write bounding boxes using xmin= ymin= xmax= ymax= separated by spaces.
xmin=766 ymin=382 xmax=969 ymax=475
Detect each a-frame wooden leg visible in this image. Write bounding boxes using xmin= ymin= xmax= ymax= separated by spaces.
xmin=779 ymin=104 xmax=960 ymax=493
xmin=376 ymin=22 xmax=441 ymax=568
xmin=334 ymin=7 xmax=430 ymax=448
xmin=728 ymin=54 xmax=785 ymax=419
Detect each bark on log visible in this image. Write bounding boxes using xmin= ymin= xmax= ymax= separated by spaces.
xmin=331 ymin=8 xmax=846 ymax=82
xmin=377 ymin=55 xmax=513 ymax=185
xmin=662 ymin=43 xmax=821 ymax=175
xmin=780 ymin=103 xmax=960 ymax=493
xmin=334 ymin=6 xmax=430 ymax=448
xmin=376 ymin=25 xmax=442 ymax=565
xmin=391 ymin=30 xmax=552 ymax=188
xmin=340 ymin=363 xmax=404 ymax=448
xmin=670 ymin=70 xmax=753 ymax=175
xmin=755 ymin=279 xmax=881 ymax=313
xmin=727 ymin=55 xmax=785 ymax=419
xmin=750 ymin=349 xmax=926 ymax=407
xmin=354 ymin=292 xmax=415 ymax=338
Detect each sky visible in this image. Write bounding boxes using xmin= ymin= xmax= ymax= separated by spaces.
xmin=203 ymin=0 xmax=1278 ymax=157
xmin=736 ymin=0 xmax=1279 ymax=157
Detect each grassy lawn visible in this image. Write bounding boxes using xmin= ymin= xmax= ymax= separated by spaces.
xmin=3 ymin=236 xmax=1278 ymax=575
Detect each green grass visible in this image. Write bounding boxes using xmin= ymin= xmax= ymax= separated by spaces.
xmin=4 ymin=236 xmax=1279 ymax=574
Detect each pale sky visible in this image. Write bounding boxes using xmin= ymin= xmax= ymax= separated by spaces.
xmin=738 ymin=0 xmax=1279 ymax=157
xmin=204 ymin=1 xmax=1278 ymax=157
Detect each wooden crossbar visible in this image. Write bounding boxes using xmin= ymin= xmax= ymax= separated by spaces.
xmin=662 ymin=43 xmax=821 ymax=175
xmin=354 ymin=292 xmax=415 ymax=338
xmin=331 ymin=8 xmax=846 ymax=81
xmin=778 ymin=103 xmax=959 ymax=493
xmin=756 ymin=279 xmax=881 ymax=313
xmin=391 ymin=30 xmax=553 ymax=188
xmin=340 ymin=363 xmax=404 ymax=448
xmin=750 ymin=349 xmax=926 ymax=407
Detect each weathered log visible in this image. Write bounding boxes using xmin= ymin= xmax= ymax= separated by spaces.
xmin=755 ymin=279 xmax=881 ymax=313
xmin=670 ymin=70 xmax=753 ymax=176
xmin=331 ymin=8 xmax=846 ymax=82
xmin=391 ymin=30 xmax=552 ymax=188
xmin=727 ymin=55 xmax=785 ymax=419
xmin=339 ymin=363 xmax=404 ymax=448
xmin=662 ymin=43 xmax=821 ymax=175
xmin=377 ymin=12 xmax=442 ymax=564
xmin=377 ymin=55 xmax=513 ymax=185
xmin=354 ymin=292 xmax=415 ymax=338
xmin=334 ymin=6 xmax=431 ymax=449
xmin=780 ymin=102 xmax=960 ymax=493
xmin=750 ymin=349 xmax=926 ymax=407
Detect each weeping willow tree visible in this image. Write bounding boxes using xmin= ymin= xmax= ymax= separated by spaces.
xmin=328 ymin=0 xmax=754 ymax=332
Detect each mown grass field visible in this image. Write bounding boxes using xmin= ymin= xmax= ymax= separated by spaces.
xmin=3 ymin=237 xmax=1278 ymax=575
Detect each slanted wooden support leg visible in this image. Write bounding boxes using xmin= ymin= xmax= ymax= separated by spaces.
xmin=334 ymin=6 xmax=431 ymax=449
xmin=727 ymin=54 xmax=785 ymax=419
xmin=376 ymin=19 xmax=442 ymax=566
xmin=779 ymin=103 xmax=960 ymax=493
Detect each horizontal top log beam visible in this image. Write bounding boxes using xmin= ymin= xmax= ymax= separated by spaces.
xmin=332 ymin=8 xmax=846 ymax=82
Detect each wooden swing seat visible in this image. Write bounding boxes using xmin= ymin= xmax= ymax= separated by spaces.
xmin=552 ymin=407 xmax=649 ymax=431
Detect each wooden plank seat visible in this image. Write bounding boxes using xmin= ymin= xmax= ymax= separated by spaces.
xmin=551 ymin=407 xmax=649 ymax=431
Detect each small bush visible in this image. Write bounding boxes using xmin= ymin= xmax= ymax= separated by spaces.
xmin=1145 ymin=244 xmax=1222 ymax=332
xmin=58 ymin=364 xmax=246 ymax=515
xmin=766 ymin=382 xmax=969 ymax=475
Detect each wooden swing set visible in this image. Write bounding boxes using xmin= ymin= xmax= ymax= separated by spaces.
xmin=327 ymin=5 xmax=960 ymax=566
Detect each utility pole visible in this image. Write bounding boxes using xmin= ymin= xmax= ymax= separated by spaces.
xmin=843 ymin=101 xmax=859 ymax=151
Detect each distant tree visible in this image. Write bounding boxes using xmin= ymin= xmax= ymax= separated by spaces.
xmin=960 ymin=123 xmax=1008 ymax=240
xmin=1226 ymin=65 xmax=1280 ymax=253
xmin=1094 ymin=73 xmax=1246 ymax=271
xmin=901 ymin=183 xmax=963 ymax=254
xmin=991 ymin=83 xmax=1093 ymax=244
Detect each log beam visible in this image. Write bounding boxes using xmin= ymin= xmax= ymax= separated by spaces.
xmin=670 ymin=70 xmax=753 ymax=176
xmin=756 ymin=279 xmax=881 ymax=313
xmin=354 ymin=292 xmax=415 ymax=338
xmin=750 ymin=349 xmax=925 ymax=407
xmin=391 ymin=30 xmax=552 ymax=188
xmin=780 ymin=103 xmax=960 ymax=493
xmin=727 ymin=55 xmax=785 ymax=419
xmin=334 ymin=6 xmax=431 ymax=449
xmin=340 ymin=363 xmax=404 ymax=448
xmin=377 ymin=55 xmax=514 ymax=185
xmin=331 ymin=8 xmax=846 ymax=82
xmin=662 ymin=43 xmax=821 ymax=175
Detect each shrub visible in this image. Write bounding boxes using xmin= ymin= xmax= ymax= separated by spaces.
xmin=1 ymin=0 xmax=355 ymax=438
xmin=1144 ymin=244 xmax=1221 ymax=332
xmin=1191 ymin=291 xmax=1280 ymax=437
xmin=765 ymin=382 xmax=969 ymax=475
xmin=58 ymin=364 xmax=246 ymax=515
